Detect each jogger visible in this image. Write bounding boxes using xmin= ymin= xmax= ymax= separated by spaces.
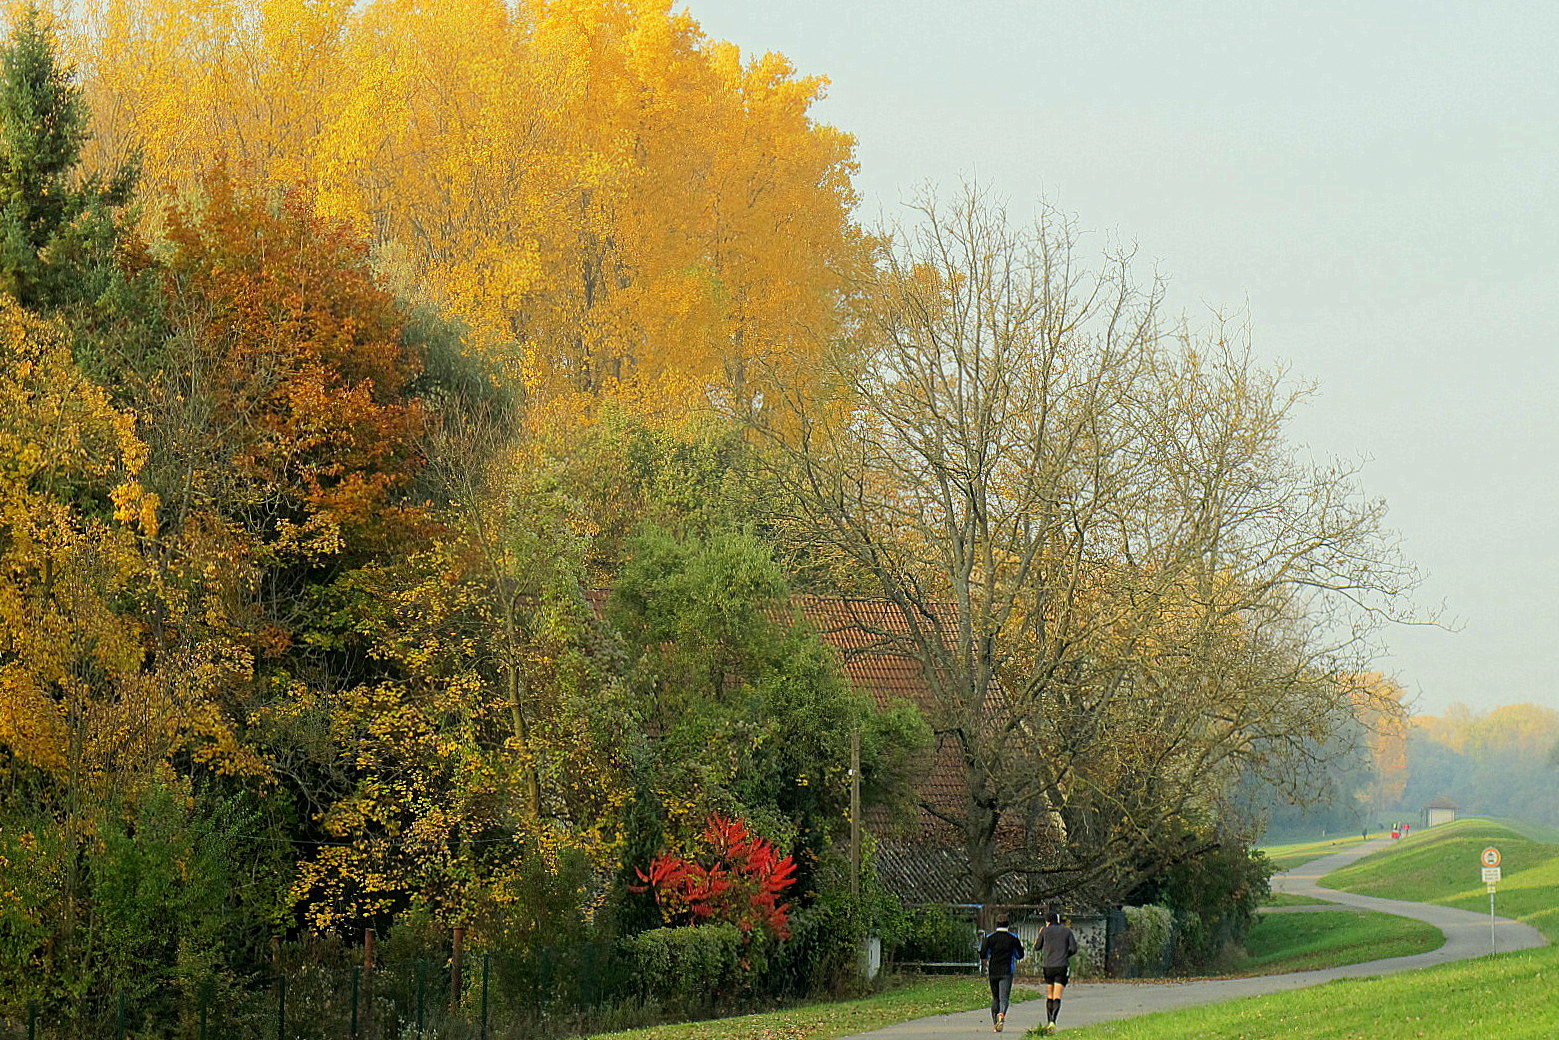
xmin=978 ymin=915 xmax=1024 ymax=1032
xmin=1037 ymin=911 xmax=1078 ymax=1031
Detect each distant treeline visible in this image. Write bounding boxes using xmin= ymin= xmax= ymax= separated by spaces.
xmin=1254 ymin=702 xmax=1559 ymax=835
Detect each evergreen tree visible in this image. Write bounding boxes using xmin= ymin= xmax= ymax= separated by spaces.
xmin=0 ymin=5 xmax=135 ymax=313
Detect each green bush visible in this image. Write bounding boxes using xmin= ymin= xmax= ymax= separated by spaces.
xmin=1126 ymin=837 xmax=1273 ymax=973
xmin=619 ymin=924 xmax=744 ymax=1016
xmin=888 ymin=906 xmax=973 ymax=964
xmin=1123 ymin=905 xmax=1175 ymax=977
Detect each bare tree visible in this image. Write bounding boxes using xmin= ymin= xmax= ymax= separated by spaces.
xmin=757 ymin=185 xmax=1418 ymax=903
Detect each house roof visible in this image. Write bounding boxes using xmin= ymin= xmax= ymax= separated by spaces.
xmin=1425 ymin=795 xmax=1458 ymax=810
xmin=789 ymin=596 xmax=971 ymax=838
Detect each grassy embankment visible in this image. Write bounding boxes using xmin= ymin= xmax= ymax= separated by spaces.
xmin=1070 ymin=818 xmax=1559 ymax=1040
xmin=1241 ymin=833 xmax=1443 ymax=973
xmin=1235 ymin=908 xmax=1442 ymax=974
xmin=1259 ymin=833 xmax=1371 ymax=873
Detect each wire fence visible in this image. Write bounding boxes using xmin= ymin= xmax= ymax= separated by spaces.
xmin=0 ymin=927 xmax=849 ymax=1040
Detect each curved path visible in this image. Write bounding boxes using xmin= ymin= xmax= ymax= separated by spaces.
xmin=838 ymin=837 xmax=1547 ymax=1038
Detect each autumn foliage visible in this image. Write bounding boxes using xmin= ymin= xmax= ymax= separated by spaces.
xmin=0 ymin=0 xmax=1424 ymax=1025
xmin=72 ymin=0 xmax=861 ymax=408
xmin=155 ymin=166 xmax=426 ymax=561
xmin=0 ymin=5 xmax=884 ymax=1016
xmin=633 ymin=815 xmax=798 ymax=940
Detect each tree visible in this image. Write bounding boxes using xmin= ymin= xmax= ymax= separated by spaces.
xmin=0 ymin=5 xmax=135 ymax=315
xmin=1353 ymin=672 xmax=1409 ymax=819
xmin=759 ymin=186 xmax=1418 ymax=903
xmin=1404 ymin=702 xmax=1559 ymax=825
xmin=281 ymin=447 xmax=636 ymax=934
xmin=607 ymin=525 xmax=927 ymax=866
xmin=141 ymin=165 xmax=427 ymax=648
xmin=73 ymin=0 xmax=862 ymax=410
xmin=0 ymin=293 xmax=270 ymax=1014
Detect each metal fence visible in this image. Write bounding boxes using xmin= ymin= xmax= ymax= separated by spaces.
xmin=0 ymin=925 xmax=849 ymax=1040
xmin=0 ymin=945 xmax=632 ymax=1040
xmin=890 ymin=904 xmax=1137 ymax=978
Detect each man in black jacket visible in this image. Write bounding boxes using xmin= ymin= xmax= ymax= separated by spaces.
xmin=978 ymin=915 xmax=1024 ymax=1032
xmin=1037 ymin=911 xmax=1079 ymax=1032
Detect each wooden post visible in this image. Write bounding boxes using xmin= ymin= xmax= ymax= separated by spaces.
xmin=362 ymin=929 xmax=375 ymax=1034
xmin=450 ymin=926 xmax=465 ymax=1012
xmin=850 ymin=728 xmax=862 ymax=898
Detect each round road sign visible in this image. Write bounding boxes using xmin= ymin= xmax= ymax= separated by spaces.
xmin=1481 ymin=846 xmax=1501 ymax=867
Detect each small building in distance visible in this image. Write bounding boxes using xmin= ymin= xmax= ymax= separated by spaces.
xmin=1424 ymin=795 xmax=1458 ymax=828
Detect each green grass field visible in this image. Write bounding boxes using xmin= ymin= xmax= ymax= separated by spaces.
xmin=1057 ymin=947 xmax=1556 ymax=1040
xmin=1074 ymin=818 xmax=1559 ymax=1040
xmin=1258 ymin=833 xmax=1370 ymax=872
xmin=581 ymin=976 xmax=1036 ymax=1040
xmin=1234 ymin=908 xmax=1442 ymax=973
xmin=1488 ymin=817 xmax=1559 ymax=844
xmin=1259 ymin=891 xmax=1330 ymax=907
xmin=1321 ymin=817 xmax=1559 ymax=943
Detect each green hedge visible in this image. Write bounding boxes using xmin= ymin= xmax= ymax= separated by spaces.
xmin=619 ymin=924 xmax=745 ymax=1016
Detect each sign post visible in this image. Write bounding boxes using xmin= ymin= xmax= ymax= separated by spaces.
xmin=1481 ymin=847 xmax=1502 ymax=954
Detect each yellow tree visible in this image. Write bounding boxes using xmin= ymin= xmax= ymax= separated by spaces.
xmin=284 ymin=460 xmax=636 ymax=936
xmin=68 ymin=0 xmax=861 ymax=410
xmin=1351 ymin=672 xmax=1409 ymax=812
xmin=0 ymin=298 xmax=261 ymax=968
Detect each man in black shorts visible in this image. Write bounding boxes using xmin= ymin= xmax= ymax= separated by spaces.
xmin=978 ymin=914 xmax=1024 ymax=1032
xmin=1037 ymin=910 xmax=1078 ymax=1032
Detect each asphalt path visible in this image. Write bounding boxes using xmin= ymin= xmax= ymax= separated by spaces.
xmin=836 ymin=837 xmax=1548 ymax=1038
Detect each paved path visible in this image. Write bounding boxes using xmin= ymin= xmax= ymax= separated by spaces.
xmin=837 ymin=838 xmax=1548 ymax=1038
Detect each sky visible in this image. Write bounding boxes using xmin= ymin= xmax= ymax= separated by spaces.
xmin=680 ymin=0 xmax=1559 ymax=718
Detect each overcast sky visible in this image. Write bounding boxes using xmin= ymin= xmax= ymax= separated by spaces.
xmin=682 ymin=0 xmax=1559 ymax=717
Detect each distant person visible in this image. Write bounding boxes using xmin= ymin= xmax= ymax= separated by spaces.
xmin=979 ymin=914 xmax=1024 ymax=1032
xmin=1038 ymin=910 xmax=1079 ymax=1032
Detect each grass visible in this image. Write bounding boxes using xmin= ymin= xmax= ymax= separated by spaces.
xmin=1488 ymin=817 xmax=1559 ymax=844
xmin=1055 ymin=947 xmax=1558 ymax=1040
xmin=1233 ymin=908 xmax=1442 ymax=973
xmin=1259 ymin=891 xmax=1330 ymax=907
xmin=1319 ymin=817 xmax=1559 ymax=944
xmin=580 ymin=976 xmax=1037 ymax=1040
xmin=1258 ymin=833 xmax=1370 ymax=872
xmin=1066 ymin=817 xmax=1559 ymax=1040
